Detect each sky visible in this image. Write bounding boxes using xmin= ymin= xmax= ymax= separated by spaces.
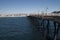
xmin=0 ymin=0 xmax=60 ymax=14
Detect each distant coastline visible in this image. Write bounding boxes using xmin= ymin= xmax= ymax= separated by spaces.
xmin=0 ymin=14 xmax=28 ymax=17
xmin=0 ymin=13 xmax=60 ymax=17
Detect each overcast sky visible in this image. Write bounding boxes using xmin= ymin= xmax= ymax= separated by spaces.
xmin=0 ymin=0 xmax=60 ymax=14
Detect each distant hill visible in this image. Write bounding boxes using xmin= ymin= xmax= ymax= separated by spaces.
xmin=52 ymin=11 xmax=60 ymax=14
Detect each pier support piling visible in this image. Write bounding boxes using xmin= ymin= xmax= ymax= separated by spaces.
xmin=43 ymin=20 xmax=49 ymax=40
xmin=53 ymin=22 xmax=56 ymax=40
xmin=53 ymin=22 xmax=60 ymax=40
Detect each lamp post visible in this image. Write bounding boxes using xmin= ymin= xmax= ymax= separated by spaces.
xmin=46 ymin=7 xmax=48 ymax=16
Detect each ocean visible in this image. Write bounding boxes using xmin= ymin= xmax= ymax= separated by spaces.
xmin=0 ymin=17 xmax=60 ymax=40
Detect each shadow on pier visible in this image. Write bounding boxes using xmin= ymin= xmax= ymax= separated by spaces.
xmin=27 ymin=16 xmax=60 ymax=40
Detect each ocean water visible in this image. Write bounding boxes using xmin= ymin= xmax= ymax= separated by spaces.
xmin=0 ymin=17 xmax=60 ymax=40
xmin=0 ymin=17 xmax=42 ymax=40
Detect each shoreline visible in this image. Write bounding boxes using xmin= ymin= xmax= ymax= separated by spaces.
xmin=0 ymin=16 xmax=27 ymax=18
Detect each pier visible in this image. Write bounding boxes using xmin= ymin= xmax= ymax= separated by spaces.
xmin=27 ymin=13 xmax=60 ymax=40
